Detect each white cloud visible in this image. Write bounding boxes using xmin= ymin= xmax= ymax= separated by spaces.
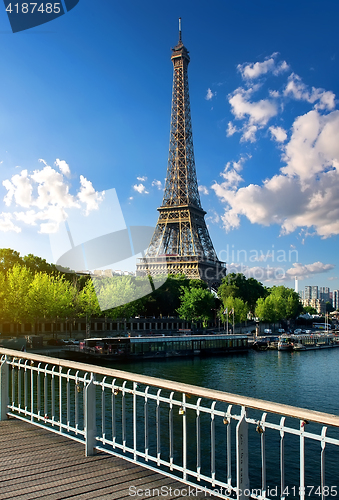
xmin=219 ymin=56 xmax=339 ymax=240
xmin=205 ymin=88 xmax=215 ymax=100
xmin=226 ymin=121 xmax=238 ymax=136
xmin=77 ymin=175 xmax=105 ymax=215
xmin=282 ymin=109 xmax=339 ymax=182
xmin=133 ymin=183 xmax=148 ymax=194
xmin=269 ymin=90 xmax=280 ymax=98
xmin=206 ymin=209 xmax=220 ymax=224
xmin=137 ymin=176 xmax=147 ymax=182
xmin=285 ymin=261 xmax=335 ymax=279
xmin=284 ymin=73 xmax=336 ymax=111
xmin=30 ymin=166 xmax=77 ymax=210
xmin=0 ymin=212 xmax=21 ymax=233
xmin=219 ymin=159 xmax=244 ymax=189
xmin=55 ymin=159 xmax=71 ymax=177
xmin=152 ymin=179 xmax=162 ymax=190
xmin=225 ymin=260 xmax=333 ymax=283
xmin=3 ymin=169 xmax=32 ymax=208
xmin=198 ymin=185 xmax=209 ymax=195
xmin=1 ymin=159 xmax=104 ymax=234
xmin=269 ymin=126 xmax=287 ymax=143
xmin=237 ymin=53 xmax=289 ymax=80
xmin=228 ymin=87 xmax=278 ymax=142
xmin=229 ymin=88 xmax=278 ymax=125
xmin=241 ymin=125 xmax=258 ymax=143
xmin=213 ymin=108 xmax=339 ymax=238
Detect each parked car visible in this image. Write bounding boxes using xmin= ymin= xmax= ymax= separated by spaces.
xmin=264 ymin=329 xmax=272 ymax=334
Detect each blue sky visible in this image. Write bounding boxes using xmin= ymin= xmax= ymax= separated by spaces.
xmin=0 ymin=0 xmax=339 ymax=294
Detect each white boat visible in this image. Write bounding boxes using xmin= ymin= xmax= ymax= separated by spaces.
xmin=277 ymin=336 xmax=293 ymax=351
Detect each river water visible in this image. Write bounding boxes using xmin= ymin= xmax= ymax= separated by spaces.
xmin=111 ymin=348 xmax=339 ymax=415
xmin=108 ymin=348 xmax=339 ymax=497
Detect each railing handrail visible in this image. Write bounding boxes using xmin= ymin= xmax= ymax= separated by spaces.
xmin=1 ymin=347 xmax=339 ymax=427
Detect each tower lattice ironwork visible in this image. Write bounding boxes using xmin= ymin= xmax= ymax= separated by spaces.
xmin=137 ymin=20 xmax=226 ymax=286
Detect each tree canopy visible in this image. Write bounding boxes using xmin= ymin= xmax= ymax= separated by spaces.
xmin=177 ymin=283 xmax=215 ymax=327
xmin=255 ymin=285 xmax=302 ymax=322
xmin=218 ymin=273 xmax=267 ymax=314
xmin=219 ymin=296 xmax=249 ymax=326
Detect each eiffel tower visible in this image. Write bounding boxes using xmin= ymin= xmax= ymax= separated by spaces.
xmin=137 ymin=20 xmax=226 ymax=287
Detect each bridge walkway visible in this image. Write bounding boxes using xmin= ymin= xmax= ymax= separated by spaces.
xmin=0 ymin=419 xmax=203 ymax=500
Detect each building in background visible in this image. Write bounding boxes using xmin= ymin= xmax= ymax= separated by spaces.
xmin=319 ymin=287 xmax=330 ymax=303
xmin=333 ymin=290 xmax=339 ymax=311
xmin=302 ymin=298 xmax=326 ymax=314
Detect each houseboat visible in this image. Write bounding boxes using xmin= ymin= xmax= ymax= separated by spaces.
xmin=66 ymin=333 xmax=249 ymax=362
xmin=278 ymin=333 xmax=339 ymax=352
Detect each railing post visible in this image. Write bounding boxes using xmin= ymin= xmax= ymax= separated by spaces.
xmin=236 ymin=406 xmax=249 ymax=500
xmin=0 ymin=357 xmax=9 ymax=420
xmin=85 ymin=373 xmax=96 ymax=456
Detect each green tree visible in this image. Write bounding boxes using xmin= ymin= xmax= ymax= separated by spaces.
xmin=0 ymin=248 xmax=23 ymax=274
xmin=77 ymin=279 xmax=102 ymax=336
xmin=78 ymin=279 xmax=101 ymax=318
xmin=27 ymin=273 xmax=75 ymax=333
xmin=255 ymin=286 xmax=302 ymax=322
xmin=303 ymin=306 xmax=317 ymax=315
xmin=95 ymin=275 xmax=148 ymax=320
xmin=255 ymin=295 xmax=279 ymax=323
xmin=177 ymin=286 xmax=215 ymax=327
xmin=142 ymin=274 xmax=189 ymax=317
xmin=219 ymin=296 xmax=249 ymax=327
xmin=218 ymin=273 xmax=267 ymax=314
xmin=22 ymin=253 xmax=60 ymax=275
xmin=326 ymin=301 xmax=335 ymax=313
xmin=3 ymin=264 xmax=33 ymax=328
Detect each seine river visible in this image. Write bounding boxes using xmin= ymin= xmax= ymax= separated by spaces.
xmin=111 ymin=347 xmax=339 ymax=415
xmin=109 ymin=347 xmax=339 ymax=497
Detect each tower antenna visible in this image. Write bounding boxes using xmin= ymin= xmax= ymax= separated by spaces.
xmin=179 ymin=17 xmax=182 ymax=42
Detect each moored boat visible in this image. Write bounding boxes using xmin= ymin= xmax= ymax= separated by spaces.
xmin=277 ymin=335 xmax=294 ymax=351
xmin=65 ymin=333 xmax=249 ymax=363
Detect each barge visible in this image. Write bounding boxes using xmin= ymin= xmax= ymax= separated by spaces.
xmin=278 ymin=333 xmax=339 ymax=351
xmin=65 ymin=334 xmax=249 ymax=362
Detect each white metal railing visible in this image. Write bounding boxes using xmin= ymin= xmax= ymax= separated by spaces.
xmin=1 ymin=348 xmax=339 ymax=500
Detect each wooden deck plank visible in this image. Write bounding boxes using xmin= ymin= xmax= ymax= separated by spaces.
xmin=1 ymin=468 xmax=159 ymax=499
xmin=0 ymin=419 xmax=210 ymax=500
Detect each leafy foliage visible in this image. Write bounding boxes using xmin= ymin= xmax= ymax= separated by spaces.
xmin=219 ymin=296 xmax=249 ymax=325
xmin=177 ymin=284 xmax=215 ymax=327
xmin=218 ymin=273 xmax=267 ymax=314
xmin=255 ymin=285 xmax=302 ymax=322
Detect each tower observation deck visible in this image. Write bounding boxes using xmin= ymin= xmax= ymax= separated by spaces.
xmin=136 ymin=20 xmax=226 ymax=287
